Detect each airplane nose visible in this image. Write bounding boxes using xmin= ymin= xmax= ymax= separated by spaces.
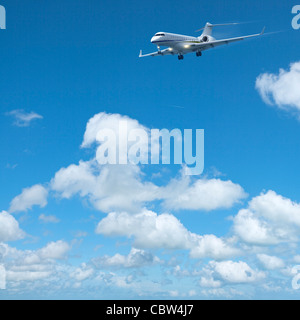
xmin=151 ymin=36 xmax=159 ymax=43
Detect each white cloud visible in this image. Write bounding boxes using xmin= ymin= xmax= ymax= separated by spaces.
xmin=37 ymin=240 xmax=70 ymax=260
xmin=51 ymin=161 xmax=159 ymax=213
xmin=51 ymin=112 xmax=247 ymax=214
xmin=0 ymin=240 xmax=70 ymax=265
xmin=162 ymin=176 xmax=247 ymax=211
xmin=256 ymin=61 xmax=300 ymax=115
xmin=81 ymin=112 xmax=149 ymax=150
xmin=257 ymin=254 xmax=285 ymax=270
xmin=51 ymin=159 xmax=245 ymax=214
xmin=6 ymin=109 xmax=43 ymax=127
xmin=5 ymin=109 xmax=300 ymax=298
xmin=0 ymin=211 xmax=25 ymax=242
xmin=6 ymin=270 xmax=52 ymax=282
xmin=96 ymin=210 xmax=238 ymax=260
xmin=212 ymin=260 xmax=266 ymax=284
xmin=190 ymin=235 xmax=240 ymax=260
xmin=233 ymin=191 xmax=300 ymax=245
xmin=200 ymin=275 xmax=222 ymax=288
xmin=94 ymin=248 xmax=159 ymax=268
xmin=39 ymin=214 xmax=60 ymax=224
xmin=9 ymin=184 xmax=48 ymax=213
xmin=0 ymin=241 xmax=70 ymax=285
xmin=233 ymin=209 xmax=278 ymax=245
xmin=70 ymin=263 xmax=94 ymax=281
xmin=171 ymin=265 xmax=190 ymax=277
xmin=92 ymin=165 xmax=159 ymax=213
xmin=50 ymin=160 xmax=97 ymax=199
xmin=96 ymin=210 xmax=192 ymax=250
xmin=249 ymin=190 xmax=300 ymax=226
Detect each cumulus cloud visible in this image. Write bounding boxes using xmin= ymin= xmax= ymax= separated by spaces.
xmin=199 ymin=260 xmax=266 ymax=290
xmin=4 ymin=109 xmax=300 ymax=297
xmin=233 ymin=191 xmax=300 ymax=245
xmin=257 ymin=254 xmax=285 ymax=270
xmin=6 ymin=109 xmax=43 ymax=127
xmin=9 ymin=184 xmax=48 ymax=213
xmin=190 ymin=235 xmax=240 ymax=260
xmin=249 ymin=190 xmax=300 ymax=226
xmin=51 ymin=159 xmax=245 ymax=213
xmin=96 ymin=210 xmax=238 ymax=260
xmin=51 ymin=161 xmax=159 ymax=213
xmin=233 ymin=209 xmax=278 ymax=245
xmin=256 ymin=61 xmax=300 ymax=115
xmin=51 ymin=112 xmax=159 ymax=213
xmin=162 ymin=175 xmax=247 ymax=211
xmin=94 ymin=248 xmax=159 ymax=269
xmin=6 ymin=240 xmax=70 ymax=267
xmin=37 ymin=240 xmax=70 ymax=260
xmin=0 ymin=211 xmax=25 ymax=242
xmin=50 ymin=112 xmax=247 ymax=214
xmin=0 ymin=240 xmax=70 ymax=285
xmin=50 ymin=160 xmax=97 ymax=199
xmin=211 ymin=260 xmax=266 ymax=284
xmin=81 ymin=112 xmax=149 ymax=150
xmin=96 ymin=210 xmax=193 ymax=250
xmin=70 ymin=263 xmax=94 ymax=281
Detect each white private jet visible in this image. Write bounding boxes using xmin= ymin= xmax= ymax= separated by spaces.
xmin=139 ymin=22 xmax=265 ymax=60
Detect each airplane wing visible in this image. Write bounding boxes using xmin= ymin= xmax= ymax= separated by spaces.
xmin=190 ymin=27 xmax=265 ymax=52
xmin=139 ymin=48 xmax=174 ymax=57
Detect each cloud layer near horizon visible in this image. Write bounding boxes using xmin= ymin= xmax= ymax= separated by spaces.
xmin=2 ymin=111 xmax=300 ymax=299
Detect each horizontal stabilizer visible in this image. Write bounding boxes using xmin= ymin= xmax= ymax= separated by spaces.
xmin=139 ymin=48 xmax=174 ymax=58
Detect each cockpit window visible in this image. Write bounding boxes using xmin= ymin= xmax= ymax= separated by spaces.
xmin=155 ymin=33 xmax=165 ymax=36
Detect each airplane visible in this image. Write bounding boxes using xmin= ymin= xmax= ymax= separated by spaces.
xmin=139 ymin=22 xmax=265 ymax=60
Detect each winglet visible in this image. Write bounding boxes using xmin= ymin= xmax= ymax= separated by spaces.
xmin=139 ymin=50 xmax=143 ymax=58
xmin=260 ymin=26 xmax=266 ymax=35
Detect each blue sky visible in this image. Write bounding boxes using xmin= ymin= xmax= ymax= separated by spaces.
xmin=1 ymin=0 xmax=300 ymax=299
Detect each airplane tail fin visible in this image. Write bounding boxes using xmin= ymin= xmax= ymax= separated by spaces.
xmin=197 ymin=22 xmax=240 ymax=36
xmin=201 ymin=22 xmax=214 ymax=36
